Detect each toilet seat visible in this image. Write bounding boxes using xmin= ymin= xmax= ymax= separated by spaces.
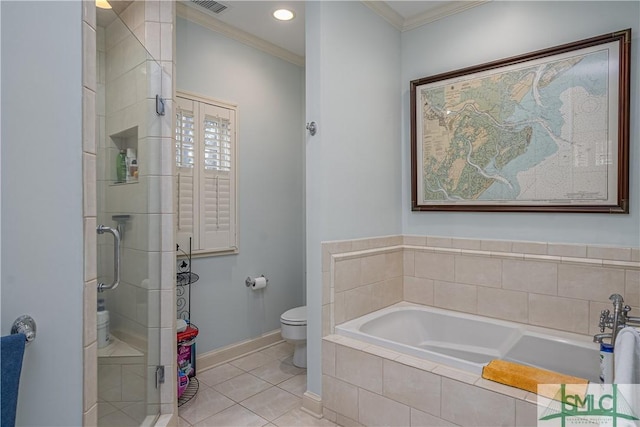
xmin=281 ymin=306 xmax=306 ymax=326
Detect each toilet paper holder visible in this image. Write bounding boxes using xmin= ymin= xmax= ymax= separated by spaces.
xmin=245 ymin=275 xmax=268 ymax=287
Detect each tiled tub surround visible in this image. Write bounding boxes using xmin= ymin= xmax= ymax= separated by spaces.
xmin=321 ymin=236 xmax=640 ymax=426
xmin=323 ymin=236 xmax=640 ymax=338
xmin=322 ymin=334 xmax=539 ymax=427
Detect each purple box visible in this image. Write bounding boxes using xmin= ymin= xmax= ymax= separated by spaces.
xmin=177 ymin=342 xmax=196 ymax=378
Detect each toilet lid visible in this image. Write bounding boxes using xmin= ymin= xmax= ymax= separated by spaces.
xmin=281 ymin=306 xmax=306 ymax=325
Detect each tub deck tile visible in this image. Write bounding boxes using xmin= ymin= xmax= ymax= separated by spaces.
xmin=490 ymin=251 xmax=525 ymax=260
xmin=523 ymin=392 xmax=539 ymax=405
xmin=333 ymin=335 xmax=369 ymax=350
xmin=323 ymin=335 xmax=342 ymax=344
xmin=395 ymin=355 xmax=438 ymax=372
xmin=474 ymin=377 xmax=529 ymax=400
xmin=362 ymin=344 xmax=401 ymax=361
xmin=432 ymin=365 xmax=479 ymax=385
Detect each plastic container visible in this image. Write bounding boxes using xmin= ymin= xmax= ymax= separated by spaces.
xmin=599 ymin=343 xmax=614 ymax=383
xmin=116 ymin=149 xmax=127 ymax=183
xmin=178 ymin=369 xmax=189 ymax=398
xmin=97 ymin=310 xmax=110 ymax=349
xmin=126 ymin=148 xmax=137 ymax=182
xmin=129 ymin=159 xmax=138 ymax=182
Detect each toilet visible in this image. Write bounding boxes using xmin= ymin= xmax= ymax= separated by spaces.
xmin=280 ymin=305 xmax=307 ymax=368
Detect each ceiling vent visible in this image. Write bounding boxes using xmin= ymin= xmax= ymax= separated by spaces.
xmin=190 ymin=0 xmax=228 ymax=14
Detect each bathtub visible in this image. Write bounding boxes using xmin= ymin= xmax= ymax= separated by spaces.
xmin=335 ymin=302 xmax=600 ymax=383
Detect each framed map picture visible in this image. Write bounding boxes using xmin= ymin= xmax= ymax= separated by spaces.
xmin=411 ymin=29 xmax=631 ymax=213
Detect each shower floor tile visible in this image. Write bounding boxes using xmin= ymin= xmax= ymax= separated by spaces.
xmin=179 ymin=342 xmax=336 ymax=427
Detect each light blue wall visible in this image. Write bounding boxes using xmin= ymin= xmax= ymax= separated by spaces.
xmin=176 ymin=17 xmax=305 ymax=353
xmin=1 ymin=1 xmax=84 ymax=425
xmin=305 ymin=1 xmax=402 ymax=395
xmin=401 ymin=1 xmax=640 ymax=247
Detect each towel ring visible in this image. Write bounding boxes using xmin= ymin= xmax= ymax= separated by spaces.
xmin=11 ymin=315 xmax=36 ymax=344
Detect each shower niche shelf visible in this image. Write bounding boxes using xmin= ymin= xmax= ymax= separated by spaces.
xmin=109 ymin=126 xmax=139 ymax=185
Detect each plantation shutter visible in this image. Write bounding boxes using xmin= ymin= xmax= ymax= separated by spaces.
xmin=199 ymin=103 xmax=236 ymax=251
xmin=175 ymin=93 xmax=237 ymax=254
xmin=175 ymin=97 xmax=198 ymax=250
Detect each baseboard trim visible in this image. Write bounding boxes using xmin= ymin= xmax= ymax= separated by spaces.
xmin=301 ymin=391 xmax=323 ymax=419
xmin=196 ymin=330 xmax=283 ymax=371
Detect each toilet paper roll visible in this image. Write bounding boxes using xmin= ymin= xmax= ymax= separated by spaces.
xmin=252 ymin=276 xmax=267 ymax=290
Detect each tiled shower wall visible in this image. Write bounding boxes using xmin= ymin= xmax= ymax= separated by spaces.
xmin=323 ymin=235 xmax=640 ymax=338
xmin=321 ymin=235 xmax=640 ymax=427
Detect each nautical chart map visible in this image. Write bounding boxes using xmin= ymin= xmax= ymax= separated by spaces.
xmin=416 ymin=46 xmax=617 ymax=205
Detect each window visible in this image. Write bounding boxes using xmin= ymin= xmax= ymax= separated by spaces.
xmin=176 ymin=92 xmax=237 ymax=255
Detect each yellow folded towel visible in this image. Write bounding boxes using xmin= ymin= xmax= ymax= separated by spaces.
xmin=482 ymin=359 xmax=589 ymax=401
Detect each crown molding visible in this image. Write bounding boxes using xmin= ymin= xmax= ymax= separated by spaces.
xmin=364 ymin=1 xmax=490 ymax=33
xmin=362 ymin=1 xmax=404 ymax=31
xmin=403 ymin=1 xmax=490 ymax=31
xmin=177 ymin=2 xmax=305 ymax=67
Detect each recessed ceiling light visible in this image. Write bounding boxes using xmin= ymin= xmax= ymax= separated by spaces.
xmin=96 ymin=0 xmax=112 ymax=9
xmin=273 ymin=8 xmax=295 ymax=21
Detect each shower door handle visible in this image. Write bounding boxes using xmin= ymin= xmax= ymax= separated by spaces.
xmin=96 ymin=225 xmax=121 ymax=291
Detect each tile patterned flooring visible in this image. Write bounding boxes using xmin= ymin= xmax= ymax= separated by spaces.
xmin=179 ymin=342 xmax=337 ymax=427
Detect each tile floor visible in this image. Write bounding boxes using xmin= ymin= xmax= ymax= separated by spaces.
xmin=179 ymin=342 xmax=337 ymax=427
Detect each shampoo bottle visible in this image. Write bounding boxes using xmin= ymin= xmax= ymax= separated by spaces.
xmin=97 ymin=295 xmax=110 ymax=349
xmin=116 ymin=149 xmax=127 ymax=183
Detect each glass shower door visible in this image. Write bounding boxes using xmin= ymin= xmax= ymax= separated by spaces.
xmin=95 ymin=4 xmax=165 ymax=425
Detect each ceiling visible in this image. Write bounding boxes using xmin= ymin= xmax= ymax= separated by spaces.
xmin=179 ymin=1 xmax=488 ymax=59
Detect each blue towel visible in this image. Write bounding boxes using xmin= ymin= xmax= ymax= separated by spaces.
xmin=1 ymin=333 xmax=26 ymax=427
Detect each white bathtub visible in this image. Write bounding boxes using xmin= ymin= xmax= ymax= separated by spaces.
xmin=335 ymin=302 xmax=600 ymax=382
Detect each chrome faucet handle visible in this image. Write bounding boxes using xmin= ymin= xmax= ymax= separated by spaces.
xmin=620 ymin=305 xmax=633 ymax=326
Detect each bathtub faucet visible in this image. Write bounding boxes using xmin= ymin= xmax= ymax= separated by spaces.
xmin=594 ymin=294 xmax=639 ymax=346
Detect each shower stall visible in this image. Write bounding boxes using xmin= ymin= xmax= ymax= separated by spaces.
xmin=95 ymin=3 xmax=174 ymax=425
